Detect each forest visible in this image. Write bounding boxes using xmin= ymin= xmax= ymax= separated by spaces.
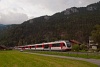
xmin=0 ymin=1 xmax=100 ymax=47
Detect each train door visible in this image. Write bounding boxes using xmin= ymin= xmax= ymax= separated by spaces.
xmin=44 ymin=44 xmax=50 ymax=50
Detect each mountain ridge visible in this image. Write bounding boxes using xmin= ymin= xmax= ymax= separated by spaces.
xmin=0 ymin=1 xmax=100 ymax=47
xmin=26 ymin=1 xmax=100 ymax=22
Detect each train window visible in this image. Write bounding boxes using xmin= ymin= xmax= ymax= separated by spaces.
xmin=67 ymin=43 xmax=71 ymax=47
xmin=25 ymin=46 xmax=28 ymax=48
xmin=32 ymin=46 xmax=35 ymax=48
xmin=44 ymin=45 xmax=49 ymax=48
xmin=52 ymin=43 xmax=60 ymax=47
xmin=61 ymin=43 xmax=66 ymax=46
xmin=38 ymin=45 xmax=42 ymax=48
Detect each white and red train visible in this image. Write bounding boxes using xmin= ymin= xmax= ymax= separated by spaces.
xmin=16 ymin=40 xmax=72 ymax=51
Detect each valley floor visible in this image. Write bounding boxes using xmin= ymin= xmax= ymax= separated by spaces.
xmin=0 ymin=50 xmax=98 ymax=67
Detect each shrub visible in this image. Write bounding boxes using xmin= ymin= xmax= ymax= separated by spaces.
xmin=72 ymin=44 xmax=80 ymax=51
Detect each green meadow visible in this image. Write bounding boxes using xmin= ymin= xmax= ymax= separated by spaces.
xmin=27 ymin=51 xmax=100 ymax=59
xmin=0 ymin=50 xmax=98 ymax=67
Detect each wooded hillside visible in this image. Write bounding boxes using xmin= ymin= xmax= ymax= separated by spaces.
xmin=0 ymin=1 xmax=100 ymax=47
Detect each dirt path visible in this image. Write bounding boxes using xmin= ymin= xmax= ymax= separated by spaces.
xmin=24 ymin=52 xmax=100 ymax=66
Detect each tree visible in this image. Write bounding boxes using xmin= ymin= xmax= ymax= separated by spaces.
xmin=91 ymin=25 xmax=100 ymax=49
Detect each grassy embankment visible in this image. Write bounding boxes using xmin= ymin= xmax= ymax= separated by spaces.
xmin=0 ymin=50 xmax=98 ymax=67
xmin=26 ymin=50 xmax=100 ymax=59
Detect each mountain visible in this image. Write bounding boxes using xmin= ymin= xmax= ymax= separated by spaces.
xmin=0 ymin=24 xmax=6 ymax=30
xmin=0 ymin=1 xmax=100 ymax=47
xmin=0 ymin=24 xmax=7 ymax=35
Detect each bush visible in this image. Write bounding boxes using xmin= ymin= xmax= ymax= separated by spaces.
xmin=72 ymin=44 xmax=80 ymax=51
xmin=80 ymin=44 xmax=88 ymax=51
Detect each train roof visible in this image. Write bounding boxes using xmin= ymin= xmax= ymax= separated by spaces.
xmin=17 ymin=40 xmax=70 ymax=47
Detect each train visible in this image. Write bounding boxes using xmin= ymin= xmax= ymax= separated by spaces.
xmin=16 ymin=40 xmax=72 ymax=51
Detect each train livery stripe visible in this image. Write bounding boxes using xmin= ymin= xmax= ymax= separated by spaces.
xmin=16 ymin=40 xmax=72 ymax=51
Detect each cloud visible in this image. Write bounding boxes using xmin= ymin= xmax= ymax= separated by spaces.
xmin=0 ymin=12 xmax=28 ymax=24
xmin=21 ymin=0 xmax=100 ymax=15
xmin=76 ymin=0 xmax=100 ymax=7
xmin=0 ymin=0 xmax=100 ymax=24
xmin=27 ymin=0 xmax=100 ymax=10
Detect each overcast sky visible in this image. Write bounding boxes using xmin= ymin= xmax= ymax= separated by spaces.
xmin=0 ymin=0 xmax=100 ymax=24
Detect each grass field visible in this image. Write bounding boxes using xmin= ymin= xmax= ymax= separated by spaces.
xmin=26 ymin=50 xmax=100 ymax=59
xmin=0 ymin=50 xmax=98 ymax=67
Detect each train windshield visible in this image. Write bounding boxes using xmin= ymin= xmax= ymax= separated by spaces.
xmin=66 ymin=42 xmax=71 ymax=47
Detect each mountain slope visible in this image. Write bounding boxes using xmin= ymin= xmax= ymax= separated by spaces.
xmin=0 ymin=1 xmax=100 ymax=46
xmin=0 ymin=24 xmax=7 ymax=30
